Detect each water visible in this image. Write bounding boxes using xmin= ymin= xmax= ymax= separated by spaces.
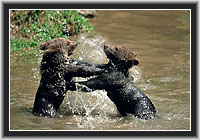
xmin=10 ymin=10 xmax=190 ymax=130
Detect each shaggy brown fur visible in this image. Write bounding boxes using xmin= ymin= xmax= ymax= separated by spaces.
xmin=33 ymin=38 xmax=106 ymax=117
xmin=77 ymin=45 xmax=158 ymax=119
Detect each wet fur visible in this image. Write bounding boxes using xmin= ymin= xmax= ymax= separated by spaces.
xmin=77 ymin=45 xmax=157 ymax=119
xmin=33 ymin=38 xmax=106 ymax=117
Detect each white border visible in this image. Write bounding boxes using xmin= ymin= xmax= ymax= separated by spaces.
xmin=8 ymin=9 xmax=192 ymax=132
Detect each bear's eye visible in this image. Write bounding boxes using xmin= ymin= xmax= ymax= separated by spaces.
xmin=115 ymin=48 xmax=118 ymax=51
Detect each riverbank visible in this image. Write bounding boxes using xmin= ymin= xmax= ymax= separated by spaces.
xmin=10 ymin=10 xmax=95 ymax=63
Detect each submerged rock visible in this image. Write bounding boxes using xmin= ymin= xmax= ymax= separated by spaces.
xmin=78 ymin=10 xmax=97 ymax=18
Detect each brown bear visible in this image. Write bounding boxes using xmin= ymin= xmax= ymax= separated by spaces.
xmin=76 ymin=45 xmax=158 ymax=119
xmin=32 ymin=38 xmax=106 ymax=117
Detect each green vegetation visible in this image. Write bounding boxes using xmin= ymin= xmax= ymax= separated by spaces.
xmin=10 ymin=10 xmax=95 ymax=60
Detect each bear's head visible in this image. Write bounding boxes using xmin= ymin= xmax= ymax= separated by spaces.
xmin=40 ymin=38 xmax=78 ymax=57
xmin=104 ymin=45 xmax=139 ymax=67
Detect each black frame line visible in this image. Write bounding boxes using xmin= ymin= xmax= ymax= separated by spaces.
xmin=2 ymin=2 xmax=197 ymax=137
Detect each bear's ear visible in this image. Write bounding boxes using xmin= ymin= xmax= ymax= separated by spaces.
xmin=39 ymin=43 xmax=48 ymax=50
xmin=63 ymin=41 xmax=78 ymax=56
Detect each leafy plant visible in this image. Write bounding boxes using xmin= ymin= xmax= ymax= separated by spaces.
xmin=10 ymin=10 xmax=95 ymax=59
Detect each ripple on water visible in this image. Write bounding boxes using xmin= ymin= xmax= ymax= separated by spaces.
xmin=160 ymin=77 xmax=182 ymax=82
xmin=10 ymin=76 xmax=21 ymax=81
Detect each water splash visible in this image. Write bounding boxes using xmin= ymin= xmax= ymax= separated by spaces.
xmin=129 ymin=66 xmax=141 ymax=83
xmin=72 ymin=33 xmax=109 ymax=63
xmin=63 ymin=34 xmax=141 ymax=128
xmin=32 ymin=51 xmax=43 ymax=83
xmin=32 ymin=33 xmax=142 ymax=129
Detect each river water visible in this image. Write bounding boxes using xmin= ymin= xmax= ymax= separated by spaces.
xmin=10 ymin=10 xmax=190 ymax=130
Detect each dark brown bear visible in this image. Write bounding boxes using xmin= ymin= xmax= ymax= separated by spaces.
xmin=76 ymin=45 xmax=158 ymax=119
xmin=33 ymin=38 xmax=106 ymax=117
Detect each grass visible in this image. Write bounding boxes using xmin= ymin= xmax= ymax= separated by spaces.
xmin=10 ymin=10 xmax=95 ymax=61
